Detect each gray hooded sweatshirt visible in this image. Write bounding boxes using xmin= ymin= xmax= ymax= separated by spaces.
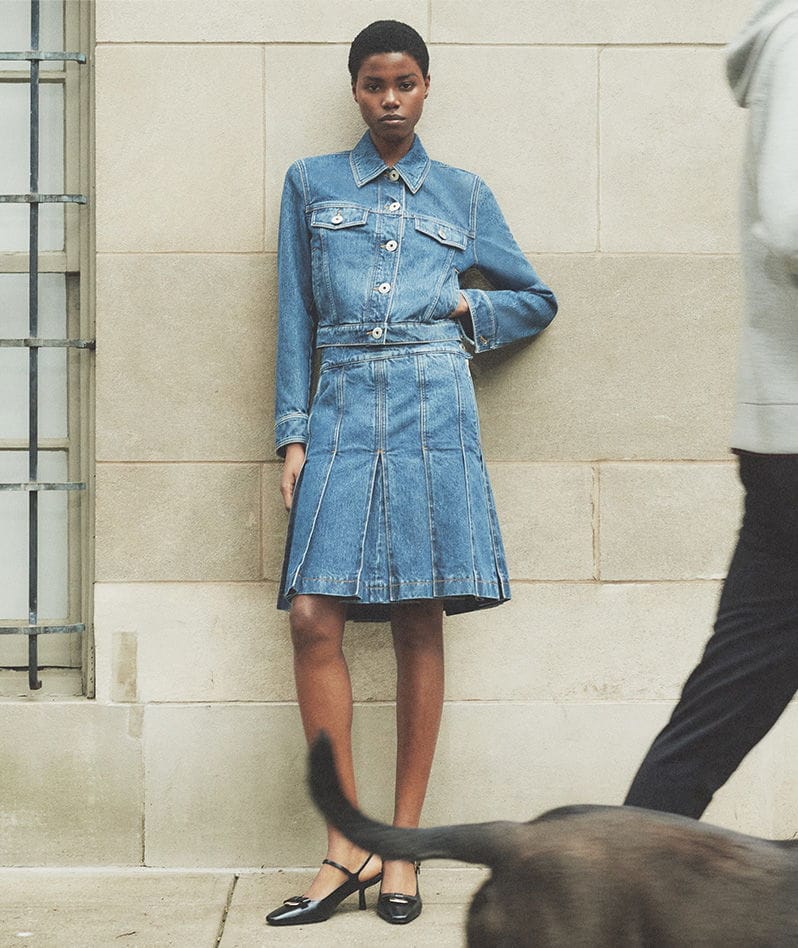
xmin=726 ymin=0 xmax=798 ymax=452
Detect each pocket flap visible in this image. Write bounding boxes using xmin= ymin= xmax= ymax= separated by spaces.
xmin=414 ymin=217 xmax=467 ymax=249
xmin=311 ymin=207 xmax=369 ymax=229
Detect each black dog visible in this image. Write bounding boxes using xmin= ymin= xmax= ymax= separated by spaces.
xmin=308 ymin=735 xmax=798 ymax=946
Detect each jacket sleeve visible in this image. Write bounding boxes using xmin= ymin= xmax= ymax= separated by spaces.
xmin=459 ymin=179 xmax=557 ymax=353
xmin=274 ymin=161 xmax=317 ymax=457
xmin=755 ymin=22 xmax=798 ymax=276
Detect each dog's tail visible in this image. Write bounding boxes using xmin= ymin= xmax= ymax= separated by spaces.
xmin=308 ymin=733 xmax=523 ymax=868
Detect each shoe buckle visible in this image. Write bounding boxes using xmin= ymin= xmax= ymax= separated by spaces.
xmin=284 ymin=896 xmax=310 ymax=907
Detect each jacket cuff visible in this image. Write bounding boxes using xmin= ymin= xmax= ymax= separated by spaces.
xmin=275 ymin=412 xmax=309 ymax=457
xmin=460 ymin=288 xmax=497 ymax=353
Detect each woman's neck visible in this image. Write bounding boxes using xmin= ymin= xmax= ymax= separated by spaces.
xmin=370 ymin=132 xmax=414 ymax=168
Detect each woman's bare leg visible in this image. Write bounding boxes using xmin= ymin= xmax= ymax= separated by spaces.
xmin=289 ymin=594 xmax=380 ymax=898
xmin=382 ymin=600 xmax=445 ymax=894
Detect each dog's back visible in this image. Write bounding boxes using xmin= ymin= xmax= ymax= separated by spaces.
xmin=308 ymin=736 xmax=798 ymax=947
xmin=465 ymin=805 xmax=798 ymax=947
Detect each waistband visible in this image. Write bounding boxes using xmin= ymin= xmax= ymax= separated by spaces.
xmin=315 ymin=320 xmax=465 ymax=348
xmin=320 ymin=340 xmax=467 ymax=368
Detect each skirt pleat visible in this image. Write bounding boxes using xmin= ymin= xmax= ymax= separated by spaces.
xmin=278 ymin=341 xmax=510 ymax=620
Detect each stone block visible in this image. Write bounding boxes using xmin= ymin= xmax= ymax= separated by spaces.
xmin=424 ymin=702 xmax=665 ymax=826
xmin=599 ymin=461 xmax=743 ymax=580
xmin=423 ymin=46 xmax=598 ymax=252
xmin=264 ymin=45 xmax=367 ymax=251
xmin=262 ymin=462 xmax=288 ymax=582
xmin=443 ymin=582 xmax=720 ymax=702
xmin=773 ymin=702 xmax=798 ymax=840
xmin=142 ymin=698 xmax=778 ymax=867
xmin=95 ymin=463 xmax=261 ymax=581
xmin=97 ymin=577 xmax=710 ymax=706
xmin=702 ymin=714 xmax=781 ymax=839
xmin=0 ymin=702 xmax=143 ymax=864
xmin=473 ymin=254 xmax=741 ymax=461
xmin=488 ymin=463 xmax=595 ymax=580
xmin=93 ymin=582 xmax=293 ymax=703
xmin=95 ymin=45 xmax=264 ymax=252
xmin=96 ymin=254 xmax=276 ymax=462
xmin=0 ymin=870 xmax=233 ymax=946
xmin=430 ymin=0 xmax=753 ymax=44
xmin=426 ymin=701 xmax=777 ymax=834
xmin=600 ymin=48 xmax=745 ymax=253
xmin=144 ymin=704 xmax=313 ymax=866
xmin=147 ymin=580 xmax=723 ymax=705
xmin=96 ymin=0 xmax=427 ymax=42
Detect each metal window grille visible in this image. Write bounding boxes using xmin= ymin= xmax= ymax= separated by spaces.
xmin=0 ymin=1 xmax=91 ymax=690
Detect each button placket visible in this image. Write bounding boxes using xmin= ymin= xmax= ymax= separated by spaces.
xmin=370 ymin=182 xmax=402 ymax=333
xmin=382 ymin=184 xmax=402 ymax=253
xmin=377 ymin=188 xmax=401 ymax=287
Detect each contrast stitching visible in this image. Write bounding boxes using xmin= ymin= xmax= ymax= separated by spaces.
xmin=288 ymin=371 xmax=345 ymax=588
xmin=353 ymin=451 xmax=380 ymax=599
xmin=294 ymin=576 xmax=500 ymax=587
xmin=452 ymin=352 xmax=479 ymax=588
xmin=417 ymin=356 xmax=439 ymax=596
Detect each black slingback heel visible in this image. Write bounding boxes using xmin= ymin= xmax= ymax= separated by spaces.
xmin=376 ymin=861 xmax=422 ymax=925
xmin=266 ymin=854 xmax=382 ymax=926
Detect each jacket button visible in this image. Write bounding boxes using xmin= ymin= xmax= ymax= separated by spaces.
xmin=371 ymin=327 xmax=384 ymax=339
xmin=438 ymin=228 xmax=447 ymax=240
xmin=378 ymin=282 xmax=391 ymax=294
xmin=331 ymin=213 xmax=343 ymax=224
xmin=388 ymin=202 xmax=401 ymax=212
xmin=387 ymin=169 xmax=400 ymax=181
xmin=385 ymin=240 xmax=398 ymax=252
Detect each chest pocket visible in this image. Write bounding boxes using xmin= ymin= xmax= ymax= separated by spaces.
xmin=310 ymin=207 xmax=369 ymax=230
xmin=414 ymin=217 xmax=467 ymax=250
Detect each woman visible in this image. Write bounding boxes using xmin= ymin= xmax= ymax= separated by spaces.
xmin=267 ymin=20 xmax=557 ymax=928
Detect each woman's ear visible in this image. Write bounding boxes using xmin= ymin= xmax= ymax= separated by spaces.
xmin=424 ymin=74 xmax=431 ymax=98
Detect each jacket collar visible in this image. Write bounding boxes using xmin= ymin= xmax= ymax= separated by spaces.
xmin=349 ymin=132 xmax=431 ymax=194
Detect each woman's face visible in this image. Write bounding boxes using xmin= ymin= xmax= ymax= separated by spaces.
xmin=352 ymin=51 xmax=430 ymax=156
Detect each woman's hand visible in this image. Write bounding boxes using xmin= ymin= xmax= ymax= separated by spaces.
xmin=450 ymin=292 xmax=470 ymax=320
xmin=281 ymin=443 xmax=306 ymax=511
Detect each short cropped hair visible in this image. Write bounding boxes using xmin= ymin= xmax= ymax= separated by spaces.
xmin=348 ymin=20 xmax=429 ymax=82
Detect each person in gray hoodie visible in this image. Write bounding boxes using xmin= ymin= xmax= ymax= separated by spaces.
xmin=625 ymin=0 xmax=798 ymax=818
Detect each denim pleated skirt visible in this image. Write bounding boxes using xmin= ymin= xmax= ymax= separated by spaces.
xmin=278 ymin=341 xmax=510 ymax=620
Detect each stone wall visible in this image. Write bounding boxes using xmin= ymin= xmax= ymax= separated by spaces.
xmin=5 ymin=0 xmax=797 ymax=868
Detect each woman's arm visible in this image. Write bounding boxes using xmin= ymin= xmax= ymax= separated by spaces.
xmin=459 ymin=180 xmax=557 ymax=353
xmin=275 ymin=161 xmax=317 ymax=456
xmin=755 ymin=23 xmax=798 ymax=276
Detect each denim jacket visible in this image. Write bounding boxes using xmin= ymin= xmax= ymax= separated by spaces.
xmin=274 ymin=133 xmax=557 ymax=455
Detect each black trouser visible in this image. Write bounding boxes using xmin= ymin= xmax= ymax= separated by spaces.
xmin=624 ymin=451 xmax=798 ymax=818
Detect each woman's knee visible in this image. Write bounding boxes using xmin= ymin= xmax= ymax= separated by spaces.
xmin=391 ymin=601 xmax=444 ymax=652
xmin=289 ymin=596 xmax=345 ymax=656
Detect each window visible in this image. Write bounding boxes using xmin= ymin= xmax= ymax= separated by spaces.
xmin=0 ymin=1 xmax=92 ymax=694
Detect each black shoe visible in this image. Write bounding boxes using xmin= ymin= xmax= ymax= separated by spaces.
xmin=265 ymin=854 xmax=381 ymax=926
xmin=376 ymin=862 xmax=422 ymax=925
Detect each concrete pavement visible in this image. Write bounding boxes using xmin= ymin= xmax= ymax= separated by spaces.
xmin=0 ymin=867 xmax=487 ymax=948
